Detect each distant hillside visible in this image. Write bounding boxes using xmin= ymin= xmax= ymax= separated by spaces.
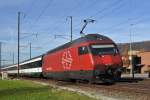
xmin=117 ymin=41 xmax=150 ymax=54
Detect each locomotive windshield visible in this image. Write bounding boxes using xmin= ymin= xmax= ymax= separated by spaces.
xmin=91 ymin=44 xmax=118 ymax=55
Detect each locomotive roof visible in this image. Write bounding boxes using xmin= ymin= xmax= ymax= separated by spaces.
xmin=46 ymin=34 xmax=112 ymax=54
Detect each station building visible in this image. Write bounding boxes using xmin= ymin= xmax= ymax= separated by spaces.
xmin=137 ymin=51 xmax=150 ymax=73
xmin=122 ymin=51 xmax=150 ymax=74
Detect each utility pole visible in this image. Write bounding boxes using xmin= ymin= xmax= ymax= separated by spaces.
xmin=129 ymin=24 xmax=134 ymax=79
xmin=70 ymin=16 xmax=73 ymax=42
xmin=17 ymin=12 xmax=20 ymax=78
xmin=30 ymin=43 xmax=31 ymax=59
xmin=12 ymin=52 xmax=14 ymax=64
xmin=29 ymin=43 xmax=41 ymax=59
xmin=0 ymin=42 xmax=1 ymax=72
xmin=68 ymin=16 xmax=73 ymax=42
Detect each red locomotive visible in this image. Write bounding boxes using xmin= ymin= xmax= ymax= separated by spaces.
xmin=42 ymin=34 xmax=123 ymax=83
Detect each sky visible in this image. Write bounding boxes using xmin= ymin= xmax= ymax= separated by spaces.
xmin=0 ymin=0 xmax=150 ymax=65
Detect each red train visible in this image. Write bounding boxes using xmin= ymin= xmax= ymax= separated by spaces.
xmin=42 ymin=34 xmax=123 ymax=83
xmin=1 ymin=34 xmax=123 ymax=83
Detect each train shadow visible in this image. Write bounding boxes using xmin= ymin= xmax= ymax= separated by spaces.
xmin=93 ymin=78 xmax=144 ymax=86
xmin=115 ymin=77 xmax=144 ymax=83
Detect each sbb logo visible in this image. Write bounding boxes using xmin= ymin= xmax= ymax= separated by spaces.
xmin=61 ymin=50 xmax=73 ymax=70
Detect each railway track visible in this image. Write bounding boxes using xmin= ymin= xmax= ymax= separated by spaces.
xmin=20 ymin=77 xmax=150 ymax=100
xmin=65 ymin=81 xmax=150 ymax=96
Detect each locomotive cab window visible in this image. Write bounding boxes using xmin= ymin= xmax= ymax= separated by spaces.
xmin=78 ymin=46 xmax=89 ymax=55
xmin=91 ymin=44 xmax=118 ymax=55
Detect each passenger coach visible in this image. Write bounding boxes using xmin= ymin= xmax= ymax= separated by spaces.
xmin=1 ymin=56 xmax=42 ymax=77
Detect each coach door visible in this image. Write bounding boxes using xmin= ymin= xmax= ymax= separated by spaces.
xmin=78 ymin=46 xmax=89 ymax=78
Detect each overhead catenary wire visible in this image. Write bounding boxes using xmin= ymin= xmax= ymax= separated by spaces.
xmin=72 ymin=0 xmax=124 ymax=35
xmin=31 ymin=0 xmax=53 ymax=29
xmin=27 ymin=0 xmax=86 ymax=46
xmin=31 ymin=0 xmax=124 ymax=40
xmin=22 ymin=0 xmax=37 ymax=21
xmin=36 ymin=0 xmax=125 ymax=47
xmin=102 ymin=17 xmax=139 ymax=33
xmin=102 ymin=15 xmax=150 ymax=33
xmin=48 ymin=0 xmax=123 ymax=38
xmin=42 ymin=0 xmax=85 ymax=33
xmin=74 ymin=0 xmax=150 ymax=35
xmin=39 ymin=0 xmax=99 ymax=38
xmin=89 ymin=0 xmax=122 ymax=19
xmin=22 ymin=0 xmax=82 ymax=44
xmin=20 ymin=0 xmax=53 ymax=40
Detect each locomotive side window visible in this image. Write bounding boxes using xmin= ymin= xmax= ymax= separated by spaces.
xmin=78 ymin=46 xmax=89 ymax=55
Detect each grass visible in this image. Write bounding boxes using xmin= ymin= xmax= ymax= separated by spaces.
xmin=0 ymin=80 xmax=96 ymax=100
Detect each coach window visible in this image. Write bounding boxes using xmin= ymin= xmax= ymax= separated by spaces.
xmin=78 ymin=46 xmax=89 ymax=55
